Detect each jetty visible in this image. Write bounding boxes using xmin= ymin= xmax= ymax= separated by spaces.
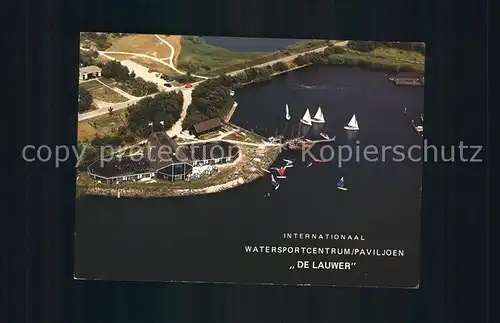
xmin=224 ymin=101 xmax=238 ymax=122
xmin=388 ymin=73 xmax=424 ymax=87
xmin=283 ymin=136 xmax=335 ymax=150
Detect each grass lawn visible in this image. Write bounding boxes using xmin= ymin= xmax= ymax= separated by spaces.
xmin=78 ymin=109 xmax=128 ymax=141
xmin=106 ymin=34 xmax=172 ymax=59
xmin=338 ymin=51 xmax=425 ymax=73
xmin=79 ymin=78 xmax=116 ymax=90
xmin=371 ymin=47 xmax=425 ymax=64
xmin=89 ymin=86 xmax=128 ymax=103
xmin=79 ymin=80 xmax=102 ymax=90
xmin=178 ymin=36 xmax=265 ymax=75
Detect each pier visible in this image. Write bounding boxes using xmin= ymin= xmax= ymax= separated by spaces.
xmin=283 ymin=136 xmax=335 ymax=150
xmin=224 ymin=101 xmax=238 ymax=122
xmin=388 ymin=73 xmax=424 ymax=87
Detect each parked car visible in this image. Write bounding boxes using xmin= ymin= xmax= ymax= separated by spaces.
xmin=184 ymin=84 xmax=193 ymax=88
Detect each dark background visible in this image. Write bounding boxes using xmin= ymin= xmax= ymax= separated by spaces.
xmin=8 ymin=0 xmax=488 ymax=322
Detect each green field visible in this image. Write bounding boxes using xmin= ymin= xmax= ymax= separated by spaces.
xmin=178 ymin=36 xmax=265 ymax=75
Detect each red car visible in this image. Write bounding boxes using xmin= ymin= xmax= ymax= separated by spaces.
xmin=184 ymin=84 xmax=193 ymax=88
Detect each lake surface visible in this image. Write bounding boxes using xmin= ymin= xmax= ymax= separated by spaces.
xmin=202 ymin=36 xmax=303 ymax=52
xmin=75 ymin=66 xmax=424 ymax=287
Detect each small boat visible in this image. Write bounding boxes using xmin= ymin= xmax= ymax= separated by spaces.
xmin=283 ymin=158 xmax=293 ymax=165
xmin=276 ymin=167 xmax=287 ymax=179
xmin=285 ymin=103 xmax=291 ymax=121
xmin=336 ymin=177 xmax=348 ymax=191
xmin=344 ymin=114 xmax=359 ymax=131
xmin=320 ymin=133 xmax=330 ymax=140
xmin=311 ymin=106 xmax=325 ymax=123
xmin=271 ymin=174 xmax=280 ymax=190
xmin=229 ymin=90 xmax=235 ymax=96
xmin=306 ymin=162 xmax=313 ymax=168
xmin=420 ymin=114 xmax=424 ymax=122
xmin=300 ymin=109 xmax=312 ymax=126
xmin=261 ymin=168 xmax=271 ymax=174
xmin=117 ymin=191 xmax=121 ymax=198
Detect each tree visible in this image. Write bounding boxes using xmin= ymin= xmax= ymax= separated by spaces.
xmin=78 ymin=87 xmax=93 ymax=113
xmin=293 ymin=55 xmax=309 ymax=66
xmin=79 ymin=50 xmax=99 ymax=66
xmin=272 ymin=61 xmax=288 ymax=72
xmin=127 ymin=91 xmax=184 ymax=138
xmin=101 ymin=61 xmax=131 ymax=82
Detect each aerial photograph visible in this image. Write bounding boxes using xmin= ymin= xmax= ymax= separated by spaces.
xmin=75 ymin=32 xmax=425 ymax=288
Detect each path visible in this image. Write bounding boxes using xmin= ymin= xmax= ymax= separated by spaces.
xmin=154 ymin=35 xmax=209 ymax=79
xmin=166 ymin=88 xmax=193 ymax=137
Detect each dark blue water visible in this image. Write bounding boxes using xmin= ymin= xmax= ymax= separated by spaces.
xmin=75 ymin=65 xmax=423 ymax=287
xmin=202 ymin=36 xmax=303 ymax=52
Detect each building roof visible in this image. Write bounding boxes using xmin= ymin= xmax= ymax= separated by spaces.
xmin=183 ymin=141 xmax=239 ymax=161
xmin=144 ymin=132 xmax=191 ymax=170
xmin=193 ymin=118 xmax=223 ymax=134
xmin=79 ymin=65 xmax=102 ymax=74
xmin=88 ymin=157 xmax=152 ymax=178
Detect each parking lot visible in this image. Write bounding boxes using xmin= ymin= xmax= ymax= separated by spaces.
xmin=119 ymin=60 xmax=172 ymax=90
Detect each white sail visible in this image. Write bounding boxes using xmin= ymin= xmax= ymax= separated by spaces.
xmin=300 ymin=109 xmax=312 ymax=126
xmin=312 ymin=106 xmax=325 ymax=123
xmin=285 ymin=104 xmax=291 ymax=120
xmin=344 ymin=114 xmax=359 ymax=130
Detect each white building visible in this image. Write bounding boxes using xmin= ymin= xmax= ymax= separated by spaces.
xmin=79 ymin=65 xmax=102 ymax=80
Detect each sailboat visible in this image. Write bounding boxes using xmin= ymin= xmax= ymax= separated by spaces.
xmin=276 ymin=167 xmax=287 ymax=179
xmin=344 ymin=114 xmax=359 ymax=131
xmin=300 ymin=109 xmax=312 ymax=126
xmin=311 ymin=106 xmax=325 ymax=123
xmin=285 ymin=104 xmax=291 ymax=121
xmin=270 ymin=174 xmax=280 ymax=190
xmin=336 ymin=177 xmax=348 ymax=191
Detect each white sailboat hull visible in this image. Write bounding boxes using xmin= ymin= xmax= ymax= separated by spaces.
xmin=311 ymin=119 xmax=325 ymax=123
xmin=344 ymin=125 xmax=359 ymax=131
xmin=300 ymin=119 xmax=312 ymax=126
xmin=276 ymin=176 xmax=287 ymax=179
xmin=285 ymin=115 xmax=291 ymax=121
xmin=337 ymin=187 xmax=348 ymax=191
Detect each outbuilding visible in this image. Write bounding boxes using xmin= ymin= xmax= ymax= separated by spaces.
xmin=79 ymin=65 xmax=102 ymax=80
